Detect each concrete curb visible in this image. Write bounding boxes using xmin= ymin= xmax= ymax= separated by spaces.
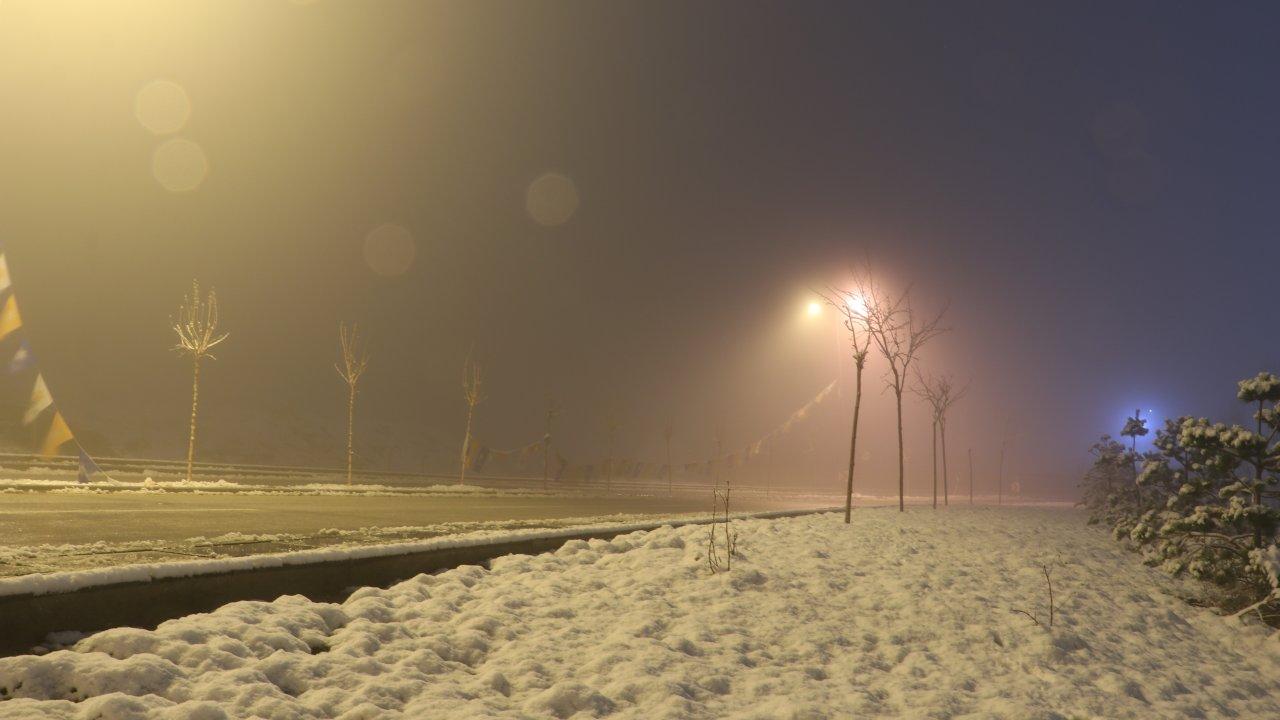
xmin=0 ymin=507 xmax=835 ymax=657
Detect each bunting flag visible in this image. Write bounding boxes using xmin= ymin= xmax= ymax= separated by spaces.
xmin=78 ymin=445 xmax=105 ymax=484
xmin=520 ymin=443 xmax=541 ymax=463
xmin=24 ymin=374 xmax=53 ymax=426
xmin=474 ymin=438 xmax=547 ymax=472
xmin=8 ymin=340 xmax=35 ymax=374
xmin=0 ymin=294 xmax=22 ymax=344
xmin=0 ymin=245 xmax=98 ymax=462
xmin=40 ymin=411 xmax=74 ymax=458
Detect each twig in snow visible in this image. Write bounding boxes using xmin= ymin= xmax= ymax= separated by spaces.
xmin=1010 ymin=563 xmax=1056 ymax=629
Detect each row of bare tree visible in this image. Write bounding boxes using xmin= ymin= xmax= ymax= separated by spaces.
xmin=173 ymin=281 xmax=497 ymax=487
xmin=816 ymin=274 xmax=964 ymax=519
xmin=173 ymin=277 xmax=965 ymax=499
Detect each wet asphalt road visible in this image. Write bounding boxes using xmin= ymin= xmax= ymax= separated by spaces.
xmin=0 ymin=491 xmax=819 ymax=546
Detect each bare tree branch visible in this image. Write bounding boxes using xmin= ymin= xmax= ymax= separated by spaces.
xmin=914 ymin=368 xmax=969 ymax=508
xmin=172 ymin=281 xmax=229 ymax=483
xmin=459 ymin=350 xmax=485 ymax=485
xmin=853 ymin=274 xmax=949 ymax=511
xmin=814 ymin=282 xmax=874 ymax=523
xmin=336 ymin=322 xmax=371 ymax=484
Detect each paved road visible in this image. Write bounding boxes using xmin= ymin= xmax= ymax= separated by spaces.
xmin=0 ymin=491 xmax=820 ymax=546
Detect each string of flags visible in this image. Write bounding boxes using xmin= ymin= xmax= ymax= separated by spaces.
xmin=0 ymin=245 xmax=107 ymax=482
xmin=467 ymin=379 xmax=838 ymax=481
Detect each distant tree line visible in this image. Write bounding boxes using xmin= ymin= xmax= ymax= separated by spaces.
xmin=1080 ymin=372 xmax=1280 ymax=622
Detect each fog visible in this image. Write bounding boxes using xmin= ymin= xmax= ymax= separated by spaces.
xmin=2 ymin=1 xmax=1279 ymax=498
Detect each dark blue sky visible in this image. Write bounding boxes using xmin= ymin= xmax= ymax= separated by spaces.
xmin=1 ymin=1 xmax=1278 ymax=494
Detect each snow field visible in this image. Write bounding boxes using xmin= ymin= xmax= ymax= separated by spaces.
xmin=2 ymin=507 xmax=1279 ymax=719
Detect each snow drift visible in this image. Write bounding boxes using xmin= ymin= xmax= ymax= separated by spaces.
xmin=2 ymin=507 xmax=1279 ymax=719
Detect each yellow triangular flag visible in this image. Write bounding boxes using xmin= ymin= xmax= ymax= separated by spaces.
xmin=0 ymin=294 xmax=22 ymax=343
xmin=24 ymin=374 xmax=53 ymax=426
xmin=40 ymin=411 xmax=75 ymax=458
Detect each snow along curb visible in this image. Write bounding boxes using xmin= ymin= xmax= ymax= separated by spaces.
xmin=0 ymin=507 xmax=834 ymax=656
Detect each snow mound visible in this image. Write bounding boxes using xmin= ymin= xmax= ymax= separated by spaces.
xmin=2 ymin=508 xmax=1280 ymax=718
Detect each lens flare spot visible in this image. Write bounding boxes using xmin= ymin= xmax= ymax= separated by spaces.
xmin=135 ymin=80 xmax=191 ymax=135
xmin=525 ymin=173 xmax=579 ymax=227
xmin=151 ymin=138 xmax=208 ymax=192
xmin=363 ymin=224 xmax=416 ymax=277
xmin=807 ymin=301 xmax=822 ymax=317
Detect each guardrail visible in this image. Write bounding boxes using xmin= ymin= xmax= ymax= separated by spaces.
xmin=0 ymin=451 xmax=844 ymax=496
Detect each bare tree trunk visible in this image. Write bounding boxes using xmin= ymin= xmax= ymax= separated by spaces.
xmin=968 ymin=447 xmax=974 ymax=505
xmin=186 ymin=357 xmax=200 ymax=483
xmin=896 ymin=388 xmax=905 ymax=512
xmin=346 ymin=382 xmax=357 ymax=484
xmin=766 ymin=442 xmax=773 ymax=498
xmin=844 ymin=362 xmax=864 ymax=523
xmin=665 ymin=432 xmax=673 ymax=496
xmin=606 ymin=430 xmax=615 ymax=492
xmin=998 ymin=439 xmax=1005 ymax=506
xmin=931 ymin=419 xmax=938 ymax=509
xmin=543 ymin=410 xmax=552 ymax=491
xmin=173 ymin=281 xmax=228 ymax=483
xmin=941 ymin=420 xmax=949 ymax=507
xmin=459 ymin=403 xmax=474 ymax=486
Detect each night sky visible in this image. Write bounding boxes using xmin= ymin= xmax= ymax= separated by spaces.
xmin=1 ymin=1 xmax=1278 ymax=496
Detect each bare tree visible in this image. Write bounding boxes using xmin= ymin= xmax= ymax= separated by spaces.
xmin=542 ymin=399 xmax=559 ymax=490
xmin=998 ymin=419 xmax=1014 ymax=505
xmin=857 ymin=277 xmax=948 ymax=511
xmin=459 ymin=353 xmax=485 ymax=485
xmin=816 ymin=286 xmax=872 ymax=524
xmin=663 ymin=422 xmax=674 ymax=495
xmin=335 ymin=322 xmax=370 ymax=485
xmin=766 ymin=439 xmax=774 ymax=498
xmin=604 ymin=411 xmax=622 ymax=491
xmin=914 ymin=370 xmax=969 ymax=508
xmin=968 ymin=448 xmax=975 ymax=505
xmin=172 ymin=281 xmax=229 ymax=483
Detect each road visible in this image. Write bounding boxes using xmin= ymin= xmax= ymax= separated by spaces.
xmin=0 ymin=490 xmax=818 ymax=547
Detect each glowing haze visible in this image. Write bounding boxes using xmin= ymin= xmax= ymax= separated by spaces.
xmin=1 ymin=1 xmax=1278 ymax=498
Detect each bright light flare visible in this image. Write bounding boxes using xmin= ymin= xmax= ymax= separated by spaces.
xmin=363 ymin=223 xmax=417 ymax=277
xmin=806 ymin=301 xmax=822 ymax=317
xmin=152 ymin=138 xmax=208 ymax=192
xmin=844 ymin=292 xmax=867 ymax=316
xmin=526 ymin=173 xmax=580 ymax=227
xmin=135 ymin=80 xmax=191 ymax=135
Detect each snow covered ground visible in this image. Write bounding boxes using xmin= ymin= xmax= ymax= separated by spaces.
xmin=0 ymin=510 xmax=820 ymax=598
xmin=3 ymin=506 xmax=1278 ymax=719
